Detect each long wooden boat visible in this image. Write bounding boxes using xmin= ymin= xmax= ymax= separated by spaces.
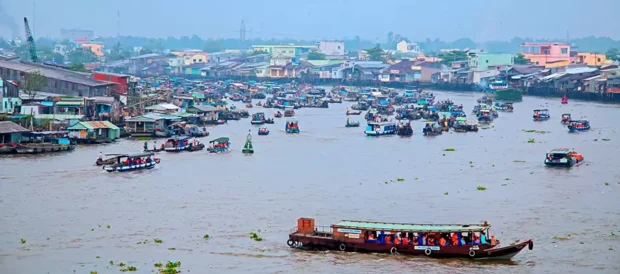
xmin=15 ymin=142 xmax=76 ymax=154
xmin=288 ymin=218 xmax=533 ymax=260
xmin=102 ymin=152 xmax=160 ymax=172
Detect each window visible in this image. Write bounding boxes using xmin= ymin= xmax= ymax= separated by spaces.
xmin=597 ymin=58 xmax=601 ymax=62
xmin=543 ymin=49 xmax=550 ymax=54
xmin=561 ymin=48 xmax=568 ymax=54
xmin=337 ymin=46 xmax=341 ymax=49
xmin=486 ymin=60 xmax=489 ymax=64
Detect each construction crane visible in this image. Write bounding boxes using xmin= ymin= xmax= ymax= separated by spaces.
xmin=23 ymin=17 xmax=38 ymax=62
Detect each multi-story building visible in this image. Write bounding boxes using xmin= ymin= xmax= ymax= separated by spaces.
xmin=252 ymin=45 xmax=316 ymax=58
xmin=573 ymin=53 xmax=610 ymax=67
xmin=396 ymin=40 xmax=420 ymax=54
xmin=521 ymin=42 xmax=570 ymax=66
xmin=318 ymin=41 xmax=345 ymax=56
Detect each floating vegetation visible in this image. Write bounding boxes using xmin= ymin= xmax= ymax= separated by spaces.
xmin=154 ymin=262 xmax=163 ymax=268
xmin=580 ymin=242 xmax=584 ymax=244
xmin=167 ymin=247 xmax=176 ymax=250
xmin=513 ymin=160 xmax=526 ymax=163
xmin=593 ymin=139 xmax=598 ymax=141
xmin=20 ymin=238 xmax=26 ymax=244
xmin=203 ymin=234 xmax=210 ymax=239
xmin=118 ymin=262 xmax=126 ymax=267
xmin=137 ymin=137 xmax=151 ymax=141
xmin=602 ymin=138 xmax=610 ymax=141
xmin=120 ymin=266 xmax=137 ymax=272
xmin=611 ymin=232 xmax=617 ymax=237
xmin=106 ymin=225 xmax=110 ymax=229
xmin=153 ymin=238 xmax=163 ymax=244
xmin=165 ymin=261 xmax=181 ymax=268
xmin=469 ymin=161 xmax=473 ymax=164
xmin=90 ymin=271 xmax=98 ymax=274
xmin=96 ymin=256 xmax=100 ymax=259
xmin=530 ymin=171 xmax=534 ymax=174
xmin=396 ymin=178 xmax=405 ymax=182
xmin=527 ymin=138 xmax=536 ymax=143
xmin=444 ymin=192 xmax=448 ymax=195
xmin=522 ymin=129 xmax=549 ymax=134
xmin=501 ymin=184 xmax=507 ymax=186
xmin=477 ymin=186 xmax=487 ymax=191
xmin=249 ymin=231 xmax=264 ymax=241
xmin=553 ymin=236 xmax=570 ymax=241
xmin=91 ymin=228 xmax=95 ymax=231
xmin=109 ymin=260 xmax=114 ymax=265
xmin=443 ymin=148 xmax=456 ymax=152
xmin=605 ymin=182 xmax=609 ymax=186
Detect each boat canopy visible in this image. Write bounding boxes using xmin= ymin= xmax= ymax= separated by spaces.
xmin=286 ymin=118 xmax=298 ymax=122
xmin=116 ymin=152 xmax=155 ymax=158
xmin=456 ymin=117 xmax=467 ymax=122
xmin=210 ymin=137 xmax=230 ymax=143
xmin=548 ymin=148 xmax=571 ymax=154
xmin=334 ymin=220 xmax=489 ymax=233
xmin=534 ymin=109 xmax=549 ymax=112
xmin=569 ymin=120 xmax=588 ymax=124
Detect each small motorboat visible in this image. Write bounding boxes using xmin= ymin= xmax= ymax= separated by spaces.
xmin=533 ymin=109 xmax=550 ymax=121
xmin=561 ymin=94 xmax=568 ymax=104
xmin=274 ymin=111 xmax=283 ymax=118
xmin=246 ymin=103 xmax=253 ymax=108
xmin=346 ymin=109 xmax=362 ymax=115
xmin=256 ymin=101 xmax=263 ymax=107
xmin=345 ymin=119 xmax=360 ymax=127
xmin=265 ymin=118 xmax=275 ymax=124
xmin=545 ymin=148 xmax=583 ymax=167
xmin=258 ymin=128 xmax=270 ymax=135
xmin=567 ymin=120 xmax=590 ymax=132
xmin=561 ymin=113 xmax=571 ymax=124
xmin=102 ymin=153 xmax=160 ymax=172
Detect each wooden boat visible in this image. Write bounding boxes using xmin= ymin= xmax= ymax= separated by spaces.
xmin=246 ymin=103 xmax=253 ymax=108
xmin=163 ymin=136 xmax=205 ymax=152
xmin=207 ymin=137 xmax=230 ymax=153
xmin=345 ymin=119 xmax=360 ymax=128
xmin=453 ymin=118 xmax=478 ymax=132
xmin=422 ymin=123 xmax=443 ymax=136
xmin=561 ymin=94 xmax=568 ymax=104
xmin=95 ymin=153 xmax=124 ymax=166
xmin=242 ymin=132 xmax=254 ymax=154
xmin=154 ymin=128 xmax=172 ymax=137
xmin=396 ymin=120 xmax=413 ymax=136
xmin=15 ymin=140 xmax=76 ymax=154
xmin=493 ymin=102 xmax=514 ymax=112
xmin=365 ymin=121 xmax=397 ymax=136
xmin=265 ymin=118 xmax=275 ymax=124
xmin=346 ymin=109 xmax=362 ymax=115
xmin=256 ymin=101 xmax=263 ymax=107
xmin=287 ymin=218 xmax=533 ymax=260
xmin=567 ymin=120 xmax=590 ymax=132
xmin=258 ymin=128 xmax=270 ymax=135
xmin=545 ymin=148 xmax=583 ymax=167
xmin=102 ymin=152 xmax=160 ymax=172
xmin=284 ymin=109 xmax=295 ymax=117
xmin=533 ymin=109 xmax=550 ymax=121
xmin=285 ymin=118 xmax=300 ymax=134
xmin=274 ymin=111 xmax=283 ymax=118
xmin=477 ymin=110 xmax=494 ymax=124
xmin=561 ymin=113 xmax=571 ymax=124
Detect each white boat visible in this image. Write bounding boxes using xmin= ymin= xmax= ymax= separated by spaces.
xmin=364 ymin=121 xmax=397 ymax=136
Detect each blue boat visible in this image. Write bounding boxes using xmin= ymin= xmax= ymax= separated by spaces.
xmin=365 ymin=121 xmax=397 ymax=136
xmin=207 ymin=137 xmax=230 ymax=153
xmin=103 ymin=152 xmax=159 ymax=172
xmin=533 ymin=109 xmax=550 ymax=121
xmin=567 ymin=120 xmax=590 ymax=132
xmin=285 ymin=118 xmax=300 ymax=134
xmin=258 ymin=128 xmax=270 ymax=135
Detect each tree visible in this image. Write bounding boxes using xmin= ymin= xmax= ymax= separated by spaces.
xmin=67 ymin=49 xmax=98 ymax=64
xmin=606 ymin=48 xmax=619 ymax=61
xmin=139 ymin=48 xmax=153 ymax=55
xmin=514 ymin=53 xmax=530 ymax=65
xmin=307 ymin=50 xmax=326 ymax=60
xmin=67 ymin=63 xmax=90 ymax=73
xmin=438 ymin=50 xmax=469 ymax=65
xmin=365 ymin=44 xmax=385 ymax=61
xmin=22 ymin=70 xmax=47 ymax=100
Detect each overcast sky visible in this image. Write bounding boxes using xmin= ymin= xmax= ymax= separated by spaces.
xmin=1 ymin=0 xmax=619 ymax=41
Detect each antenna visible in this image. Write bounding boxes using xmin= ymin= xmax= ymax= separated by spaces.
xmin=32 ymin=0 xmax=35 ymax=37
xmin=240 ymin=20 xmax=246 ymax=41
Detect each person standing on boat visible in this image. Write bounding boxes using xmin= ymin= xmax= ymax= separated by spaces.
xmin=144 ymin=141 xmax=148 ymax=150
xmin=98 ymin=152 xmax=103 ymax=160
xmin=153 ymin=141 xmax=157 ymax=151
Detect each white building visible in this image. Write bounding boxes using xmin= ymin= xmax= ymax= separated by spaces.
xmin=397 ymin=40 xmax=420 ymax=54
xmin=318 ymin=41 xmax=345 ymax=56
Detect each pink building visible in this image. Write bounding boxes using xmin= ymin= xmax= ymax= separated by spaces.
xmin=521 ymin=42 xmax=570 ymax=66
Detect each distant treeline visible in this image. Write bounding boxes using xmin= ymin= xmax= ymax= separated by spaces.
xmin=24 ymin=34 xmax=620 ymax=54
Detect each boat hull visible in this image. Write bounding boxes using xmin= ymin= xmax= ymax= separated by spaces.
xmin=288 ymin=233 xmax=532 ymax=259
xmin=568 ymin=126 xmax=590 ymax=132
xmin=104 ymin=161 xmax=158 ymax=172
xmin=15 ymin=144 xmax=76 ymax=154
xmin=364 ymin=130 xmax=396 ymax=136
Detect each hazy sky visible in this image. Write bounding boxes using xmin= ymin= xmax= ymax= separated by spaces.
xmin=1 ymin=0 xmax=619 ymax=42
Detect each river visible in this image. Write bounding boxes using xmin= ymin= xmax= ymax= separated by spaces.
xmin=1 ymin=90 xmax=619 ymax=274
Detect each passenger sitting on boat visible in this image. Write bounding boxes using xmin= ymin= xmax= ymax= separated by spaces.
xmin=402 ymin=235 xmax=409 ymax=245
xmin=490 ymin=235 xmax=497 ymax=245
xmin=480 ymin=231 xmax=489 ymax=244
xmin=146 ymin=157 xmax=152 ymax=163
xmin=439 ymin=236 xmax=446 ymax=246
xmin=451 ymin=233 xmax=459 ymax=246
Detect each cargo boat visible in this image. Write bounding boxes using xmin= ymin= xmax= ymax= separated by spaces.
xmin=288 ymin=218 xmax=533 ymax=260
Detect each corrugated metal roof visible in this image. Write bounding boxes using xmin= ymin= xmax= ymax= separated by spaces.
xmin=0 ymin=60 xmax=114 ymax=87
xmin=0 ymin=121 xmax=30 ymax=134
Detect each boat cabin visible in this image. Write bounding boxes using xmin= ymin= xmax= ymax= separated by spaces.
xmin=533 ymin=109 xmax=549 ymax=116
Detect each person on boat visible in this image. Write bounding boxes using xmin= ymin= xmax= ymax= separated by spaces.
xmin=160 ymin=143 xmax=165 ymax=150
xmin=153 ymin=141 xmax=157 ymax=151
xmin=451 ymin=233 xmax=459 ymax=246
xmin=146 ymin=157 xmax=152 ymax=164
xmin=143 ymin=141 xmax=148 ymax=150
xmin=439 ymin=236 xmax=446 ymax=246
xmin=402 ymin=235 xmax=409 ymax=245
xmin=480 ymin=231 xmax=489 ymax=245
xmin=490 ymin=235 xmax=497 ymax=245
xmin=394 ymin=235 xmax=400 ymax=245
xmin=98 ymin=152 xmax=103 ymax=160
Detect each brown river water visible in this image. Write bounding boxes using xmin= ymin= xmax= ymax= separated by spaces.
xmin=1 ymin=90 xmax=619 ymax=274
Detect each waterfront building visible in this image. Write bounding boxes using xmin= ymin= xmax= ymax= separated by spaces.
xmin=521 ymin=42 xmax=571 ymax=66
xmin=252 ymin=45 xmax=316 ymax=58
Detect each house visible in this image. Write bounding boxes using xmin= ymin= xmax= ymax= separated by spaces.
xmin=53 ymin=44 xmax=69 ymax=55
xmin=396 ymin=40 xmax=420 ymax=54
xmin=468 ymin=53 xmax=515 ymax=84
xmin=1 ymin=78 xmax=22 ymax=114
xmin=124 ymin=112 xmax=181 ymax=137
xmin=144 ymin=103 xmax=180 ymax=114
xmin=187 ymin=104 xmax=219 ymax=123
xmin=0 ymin=121 xmax=29 ymax=143
xmin=268 ymin=60 xmax=313 ymax=79
xmin=379 ymin=60 xmax=422 ymax=83
xmin=573 ymin=53 xmax=610 ymax=67
xmin=255 ymin=64 xmax=270 ymax=78
xmin=207 ymin=52 xmax=240 ymax=63
xmin=252 ymin=45 xmax=316 ymax=58
xmin=67 ymin=121 xmax=120 ymax=142
xmin=184 ymin=63 xmax=207 ymax=77
xmin=82 ymin=43 xmax=104 ymax=57
xmin=306 ymin=60 xmax=346 ymax=79
xmin=0 ymin=60 xmax=116 ymax=97
xmin=521 ymin=42 xmax=570 ymax=66
xmin=419 ymin=62 xmax=445 ymax=82
xmin=358 ymin=50 xmax=370 ymax=61
xmin=318 ymin=41 xmax=345 ymax=56
xmin=183 ymin=53 xmax=208 ymax=65
xmin=168 ymin=57 xmax=185 ymax=75
xmin=340 ymin=61 xmax=389 ymax=81
xmin=91 ymin=72 xmax=130 ymax=95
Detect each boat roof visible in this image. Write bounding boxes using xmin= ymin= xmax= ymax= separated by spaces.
xmin=210 ymin=137 xmax=229 ymax=143
xmin=534 ymin=109 xmax=549 ymax=111
xmin=334 ymin=220 xmax=489 ymax=233
xmin=367 ymin=121 xmax=396 ymax=125
xmin=286 ymin=118 xmax=298 ymax=122
xmin=570 ymin=120 xmax=589 ymax=123
xmin=456 ymin=117 xmax=467 ymax=121
xmin=115 ymin=152 xmax=155 ymax=158
xmin=562 ymin=113 xmax=571 ymax=116
xmin=167 ymin=136 xmax=192 ymax=141
xmin=548 ymin=148 xmax=573 ymax=153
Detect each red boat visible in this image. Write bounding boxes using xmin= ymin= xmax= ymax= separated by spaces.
xmin=288 ymin=218 xmax=533 ymax=260
xmin=561 ymin=95 xmax=568 ymax=104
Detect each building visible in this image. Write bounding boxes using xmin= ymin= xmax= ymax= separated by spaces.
xmin=67 ymin=121 xmax=120 ymax=142
xmin=573 ymin=53 xmax=609 ymax=67
xmin=252 ymin=45 xmax=316 ymax=58
xmin=1 ymin=79 xmax=22 ymax=114
xmin=0 ymin=121 xmax=30 ymax=143
xmin=469 ymin=53 xmax=514 ymax=71
xmin=53 ymin=44 xmax=69 ymax=56
xmin=168 ymin=57 xmax=185 ymax=75
xmin=379 ymin=60 xmax=422 ymax=83
xmin=207 ymin=52 xmax=241 ymax=63
xmin=91 ymin=72 xmax=130 ymax=95
xmin=521 ymin=42 xmax=570 ymax=66
xmin=183 ymin=53 xmax=208 ymax=65
xmin=396 ymin=40 xmax=420 ymax=54
xmin=0 ymin=60 xmax=116 ymax=97
xmin=318 ymin=41 xmax=345 ymax=56
xmin=60 ymin=28 xmax=94 ymax=40
xmin=124 ymin=113 xmax=181 ymax=137
xmin=81 ymin=43 xmax=104 ymax=57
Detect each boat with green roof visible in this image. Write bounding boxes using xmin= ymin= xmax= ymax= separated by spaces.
xmin=287 ymin=218 xmax=533 ymax=260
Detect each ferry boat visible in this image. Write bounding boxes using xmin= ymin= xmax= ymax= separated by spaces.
xmin=102 ymin=152 xmax=160 ymax=172
xmin=544 ymin=148 xmax=583 ymax=167
xmin=285 ymin=118 xmax=300 ymax=134
xmin=493 ymin=102 xmax=514 ymax=112
xmin=365 ymin=121 xmax=397 ymax=136
xmin=207 ymin=137 xmax=230 ymax=153
xmin=567 ymin=120 xmax=590 ymax=132
xmin=533 ymin=109 xmax=550 ymax=121
xmin=287 ymin=218 xmax=533 ymax=260
xmin=561 ymin=113 xmax=571 ymax=124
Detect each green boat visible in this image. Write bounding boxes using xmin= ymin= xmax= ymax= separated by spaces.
xmin=242 ymin=131 xmax=254 ymax=154
xmin=488 ymin=80 xmax=522 ymax=101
